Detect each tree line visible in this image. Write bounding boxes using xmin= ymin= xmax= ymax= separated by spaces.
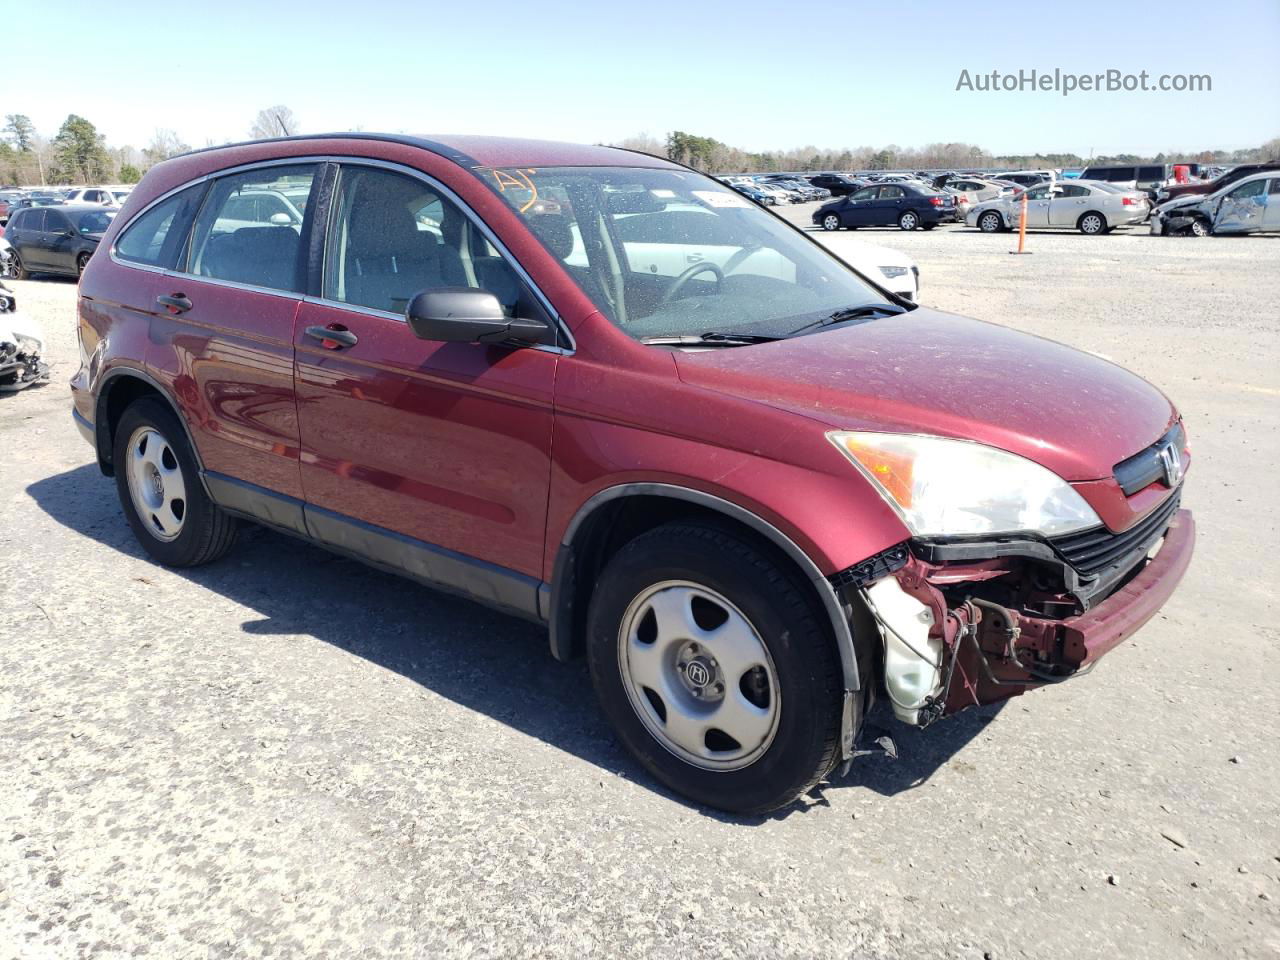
xmin=0 ymin=106 xmax=298 ymax=187
xmin=615 ymin=130 xmax=1280 ymax=173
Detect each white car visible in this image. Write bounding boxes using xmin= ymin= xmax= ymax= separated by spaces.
xmin=0 ymin=281 xmax=49 ymax=391
xmin=62 ymin=186 xmax=121 ymax=206
xmin=812 ymin=233 xmax=920 ymax=300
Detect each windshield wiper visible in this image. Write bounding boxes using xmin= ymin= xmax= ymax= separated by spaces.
xmin=639 ymin=332 xmax=782 ymax=347
xmin=786 ymin=303 xmax=908 ymax=336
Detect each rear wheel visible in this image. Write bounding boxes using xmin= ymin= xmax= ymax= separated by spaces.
xmin=76 ymin=252 xmax=91 ymax=276
xmin=9 ymin=250 xmax=28 ymax=280
xmin=1078 ymin=212 xmax=1106 ymax=235
xmin=586 ymin=522 xmax=845 ymax=814
xmin=898 ymin=211 xmax=919 ymax=231
xmin=113 ymin=397 xmax=237 ymax=567
xmin=821 ymin=214 xmax=841 ymax=231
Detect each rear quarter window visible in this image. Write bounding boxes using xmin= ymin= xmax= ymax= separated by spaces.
xmin=115 ymin=183 xmax=206 ymax=268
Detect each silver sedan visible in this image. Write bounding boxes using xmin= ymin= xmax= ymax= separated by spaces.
xmin=967 ymin=180 xmax=1150 ymax=235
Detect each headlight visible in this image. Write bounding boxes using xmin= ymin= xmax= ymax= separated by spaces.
xmin=878 ymin=266 xmax=909 ymax=278
xmin=827 ymin=431 xmax=1101 ymax=537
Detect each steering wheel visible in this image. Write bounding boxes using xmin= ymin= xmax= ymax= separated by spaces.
xmin=660 ymin=261 xmax=724 ymax=304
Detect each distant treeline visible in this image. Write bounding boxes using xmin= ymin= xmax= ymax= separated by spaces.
xmin=613 ymin=131 xmax=1280 ymax=174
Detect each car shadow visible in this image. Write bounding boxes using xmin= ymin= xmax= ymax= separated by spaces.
xmin=27 ymin=463 xmax=1000 ymax=819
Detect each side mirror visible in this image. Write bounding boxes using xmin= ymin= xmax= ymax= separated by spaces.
xmin=268 ymin=212 xmax=293 ymax=226
xmin=406 ymin=288 xmax=554 ymax=347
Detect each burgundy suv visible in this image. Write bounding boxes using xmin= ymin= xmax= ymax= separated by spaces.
xmin=71 ymin=135 xmax=1194 ymax=813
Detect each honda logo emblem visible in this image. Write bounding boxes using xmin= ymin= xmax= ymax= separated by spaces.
xmin=1159 ymin=442 xmax=1184 ymax=487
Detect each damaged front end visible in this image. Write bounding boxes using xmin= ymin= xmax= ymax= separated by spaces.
xmin=835 ymin=490 xmax=1195 ymax=727
xmin=0 ymin=282 xmax=50 ymax=393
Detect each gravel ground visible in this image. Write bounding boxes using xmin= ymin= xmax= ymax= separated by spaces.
xmin=2 ymin=209 xmax=1278 ymax=959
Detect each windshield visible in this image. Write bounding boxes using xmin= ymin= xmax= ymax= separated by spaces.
xmin=76 ymin=210 xmax=116 ymax=234
xmin=482 ymin=166 xmax=892 ymax=340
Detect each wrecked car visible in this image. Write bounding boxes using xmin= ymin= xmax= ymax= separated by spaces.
xmin=1152 ymin=171 xmax=1280 ymax=236
xmin=71 ymin=135 xmax=1194 ymax=814
xmin=0 ymin=281 xmax=50 ymax=391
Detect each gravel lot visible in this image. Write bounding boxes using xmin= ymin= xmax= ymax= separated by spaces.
xmin=2 ymin=208 xmax=1278 ymax=959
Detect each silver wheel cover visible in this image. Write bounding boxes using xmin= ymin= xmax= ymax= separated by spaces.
xmin=125 ymin=426 xmax=188 ymax=542
xmin=618 ymin=581 xmax=780 ymax=771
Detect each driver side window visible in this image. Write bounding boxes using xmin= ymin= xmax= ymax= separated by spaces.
xmin=850 ymin=188 xmax=875 ymax=201
xmin=1228 ymin=179 xmax=1266 ymax=200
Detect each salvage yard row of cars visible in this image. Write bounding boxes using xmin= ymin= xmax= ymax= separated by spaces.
xmin=718 ymin=160 xmax=1280 ymax=237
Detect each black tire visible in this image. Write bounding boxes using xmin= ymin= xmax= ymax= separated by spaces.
xmin=898 ymin=210 xmax=920 ymax=231
xmin=76 ymin=251 xmax=91 ymax=275
xmin=978 ymin=211 xmax=1003 ymax=233
xmin=10 ymin=250 xmax=28 ymax=280
xmin=112 ymin=397 xmax=237 ymax=567
xmin=821 ymin=213 xmax=842 ymax=231
xmin=921 ymin=223 xmax=937 ymax=231
xmin=586 ymin=522 xmax=846 ymax=814
xmin=1078 ymin=211 xmax=1106 ymax=235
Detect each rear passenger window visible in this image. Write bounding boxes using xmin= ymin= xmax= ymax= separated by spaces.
xmin=324 ymin=166 xmax=523 ymax=316
xmin=187 ymin=164 xmax=316 ymax=292
xmin=1270 ymin=179 xmax=1280 ymax=195
xmin=115 ymin=184 xmax=206 ymax=268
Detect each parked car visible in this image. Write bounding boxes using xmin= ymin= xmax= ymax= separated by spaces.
xmin=991 ymin=170 xmax=1054 ymax=188
xmin=1151 ymin=171 xmax=1280 ymax=236
xmin=63 ymin=186 xmax=123 ymax=206
xmin=967 ymin=180 xmax=1148 ymax=234
xmin=937 ymin=177 xmax=1005 ymax=202
xmin=1154 ymin=162 xmax=1280 ymax=204
xmin=72 ymin=134 xmax=1194 ymax=814
xmin=751 ymin=181 xmax=798 ymax=204
xmin=812 ymin=233 xmax=921 ymax=300
xmin=1079 ymin=164 xmax=1174 ymax=195
xmin=4 ymin=204 xmax=116 ymax=278
xmin=764 ymin=176 xmax=827 ymax=201
xmin=814 ymin=181 xmax=955 ymax=231
xmin=729 ymin=181 xmax=780 ymax=206
xmin=807 ymin=174 xmax=864 ymax=196
xmin=6 ymin=195 xmax=66 ymax=216
xmin=0 ymin=280 xmax=49 ymax=391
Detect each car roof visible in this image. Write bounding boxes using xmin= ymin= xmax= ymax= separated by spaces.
xmin=177 ymin=133 xmax=683 ymax=171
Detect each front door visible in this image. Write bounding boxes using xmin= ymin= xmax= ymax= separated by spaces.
xmin=843 ymin=186 xmax=877 ymax=225
xmin=1214 ymin=178 xmax=1268 ymax=233
xmin=293 ymin=163 xmax=557 ymax=611
xmin=1022 ymin=186 xmax=1053 ymax=227
xmin=871 ymin=185 xmax=905 ymax=225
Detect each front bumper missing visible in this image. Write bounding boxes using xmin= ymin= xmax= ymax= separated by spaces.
xmin=861 ymin=509 xmax=1195 ymax=724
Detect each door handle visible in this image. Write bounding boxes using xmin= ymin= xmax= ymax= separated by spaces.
xmin=305 ymin=324 xmax=358 ymax=349
xmin=155 ymin=293 xmax=192 ymax=315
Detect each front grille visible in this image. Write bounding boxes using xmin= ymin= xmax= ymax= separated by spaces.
xmin=1051 ymin=489 xmax=1181 ymax=577
xmin=1113 ymin=422 xmax=1186 ymax=496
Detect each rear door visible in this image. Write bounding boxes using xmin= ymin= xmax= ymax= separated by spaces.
xmin=1048 ymin=183 xmax=1090 ymax=226
xmin=1264 ymin=179 xmax=1280 ymax=231
xmin=151 ymin=162 xmax=318 ymax=503
xmin=292 ymin=162 xmax=558 ymax=603
xmin=1214 ymin=178 xmax=1268 ymax=233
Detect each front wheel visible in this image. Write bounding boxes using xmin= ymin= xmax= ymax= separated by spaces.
xmin=898 ymin=211 xmax=919 ymax=231
xmin=821 ymin=214 xmax=841 ymax=231
xmin=978 ymin=211 xmax=1003 ymax=233
xmin=113 ymin=397 xmax=238 ymax=567
xmin=587 ymin=522 xmax=846 ymax=814
xmin=1189 ymin=217 xmax=1211 ymax=238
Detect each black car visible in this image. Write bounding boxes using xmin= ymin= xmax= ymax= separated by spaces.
xmin=807 ymin=174 xmax=865 ymax=196
xmin=5 ymin=204 xmax=116 ymax=279
xmin=812 ymin=182 xmax=954 ymax=231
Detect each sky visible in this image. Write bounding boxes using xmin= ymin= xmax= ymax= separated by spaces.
xmin=7 ymin=0 xmax=1279 ymax=158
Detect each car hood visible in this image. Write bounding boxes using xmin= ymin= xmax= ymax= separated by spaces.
xmin=673 ymin=307 xmax=1176 ymax=483
xmin=814 ymin=234 xmax=914 ymax=271
xmin=1156 ymin=193 xmax=1207 ymax=213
